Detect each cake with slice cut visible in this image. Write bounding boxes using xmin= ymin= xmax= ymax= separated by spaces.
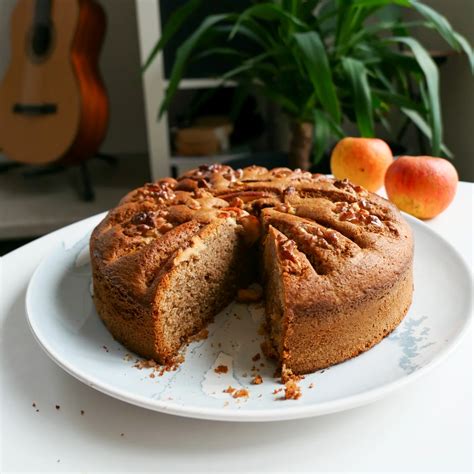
xmin=90 ymin=164 xmax=413 ymax=376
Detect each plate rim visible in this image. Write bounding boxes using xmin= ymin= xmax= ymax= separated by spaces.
xmin=25 ymin=213 xmax=473 ymax=422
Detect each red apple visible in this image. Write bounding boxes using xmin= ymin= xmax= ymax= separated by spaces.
xmin=330 ymin=137 xmax=393 ymax=192
xmin=385 ymin=156 xmax=458 ymax=219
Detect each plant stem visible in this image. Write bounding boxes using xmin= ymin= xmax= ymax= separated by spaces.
xmin=289 ymin=121 xmax=313 ymax=170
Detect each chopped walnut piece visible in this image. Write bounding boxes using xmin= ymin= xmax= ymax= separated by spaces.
xmin=214 ymin=365 xmax=228 ymax=374
xmin=252 ymin=375 xmax=263 ymax=385
xmin=334 ymin=200 xmax=385 ymax=227
xmin=279 ymin=203 xmax=296 ymax=214
xmin=238 ymin=215 xmax=261 ymax=245
xmin=232 ymin=389 xmax=249 ymax=399
xmin=277 ymin=237 xmax=303 ymax=274
xmin=228 ymin=197 xmax=244 ymax=209
xmin=175 ymin=178 xmax=199 ymax=191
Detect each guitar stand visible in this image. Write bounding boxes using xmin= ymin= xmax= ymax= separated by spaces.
xmin=0 ymin=153 xmax=118 ymax=202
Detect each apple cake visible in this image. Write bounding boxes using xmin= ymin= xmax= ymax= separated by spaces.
xmin=90 ymin=164 xmax=413 ymax=376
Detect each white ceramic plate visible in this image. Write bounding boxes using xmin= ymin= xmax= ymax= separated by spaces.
xmin=26 ymin=213 xmax=472 ymax=422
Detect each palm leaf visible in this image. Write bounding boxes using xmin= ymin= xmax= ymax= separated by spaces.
xmin=386 ymin=36 xmax=441 ymax=155
xmin=160 ymin=14 xmax=234 ymax=117
xmin=230 ymin=3 xmax=308 ymax=40
xmin=142 ymin=0 xmax=201 ymax=72
xmin=342 ymin=57 xmax=374 ymax=137
xmin=401 ymin=108 xmax=452 ymax=157
xmin=313 ymin=108 xmax=345 ymax=163
xmin=313 ymin=109 xmax=332 ymax=164
xmin=294 ymin=31 xmax=341 ymax=122
xmin=410 ymin=0 xmax=474 ymax=72
xmin=372 ymin=88 xmax=425 ymax=111
xmin=353 ymin=0 xmax=410 ymax=6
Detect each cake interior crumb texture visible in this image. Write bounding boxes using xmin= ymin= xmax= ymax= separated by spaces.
xmin=90 ymin=165 xmax=413 ymax=375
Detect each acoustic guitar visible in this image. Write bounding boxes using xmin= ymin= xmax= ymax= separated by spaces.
xmin=0 ymin=0 xmax=108 ymax=166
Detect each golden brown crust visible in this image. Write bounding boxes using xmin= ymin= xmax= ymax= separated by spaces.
xmin=90 ymin=164 xmax=413 ymax=373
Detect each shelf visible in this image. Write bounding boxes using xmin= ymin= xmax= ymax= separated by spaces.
xmin=164 ymin=78 xmax=237 ymax=90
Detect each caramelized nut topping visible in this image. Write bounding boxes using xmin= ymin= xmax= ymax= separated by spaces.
xmin=239 ymin=215 xmax=261 ymax=245
xmin=274 ymin=203 xmax=296 ymax=214
xmin=131 ymin=211 xmax=155 ymax=227
xmin=228 ymin=197 xmax=244 ymax=209
xmin=333 ymin=179 xmax=368 ymax=196
xmin=185 ymin=164 xmax=241 ymax=183
xmin=142 ymin=181 xmax=176 ymax=203
xmin=277 ymin=235 xmax=303 ymax=274
xmin=301 ymin=226 xmax=339 ymax=248
xmin=271 ymin=167 xmax=293 ymax=177
xmin=334 ymin=201 xmax=384 ymax=227
xmin=175 ymin=178 xmax=199 ymax=192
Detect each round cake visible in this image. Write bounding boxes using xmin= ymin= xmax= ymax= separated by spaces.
xmin=90 ymin=164 xmax=413 ymax=376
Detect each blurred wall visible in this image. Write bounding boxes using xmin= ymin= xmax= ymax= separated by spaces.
xmin=0 ymin=0 xmax=147 ymax=157
xmin=0 ymin=1 xmax=472 ymax=179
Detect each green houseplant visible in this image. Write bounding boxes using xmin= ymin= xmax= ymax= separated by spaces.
xmin=144 ymin=0 xmax=473 ymax=170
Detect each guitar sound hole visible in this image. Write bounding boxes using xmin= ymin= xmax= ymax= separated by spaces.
xmin=26 ymin=24 xmax=56 ymax=63
xmin=32 ymin=23 xmax=52 ymax=56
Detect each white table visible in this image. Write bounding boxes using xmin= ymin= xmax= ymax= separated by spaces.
xmin=1 ymin=183 xmax=472 ymax=472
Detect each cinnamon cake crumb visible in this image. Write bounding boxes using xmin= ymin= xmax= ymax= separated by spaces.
xmin=102 ymin=345 xmax=109 ymax=352
xmin=214 ymin=364 xmax=228 ymax=374
xmin=273 ymin=388 xmax=283 ymax=395
xmin=252 ymin=374 xmax=263 ymax=385
xmin=252 ymin=353 xmax=261 ymax=362
xmin=188 ymin=328 xmax=209 ymax=343
xmin=281 ymin=366 xmax=304 ymax=383
xmin=81 ymin=410 xmax=85 ymax=415
xmin=223 ymin=386 xmax=236 ymax=394
xmin=134 ymin=359 xmax=159 ymax=370
xmin=55 ymin=405 xmax=60 ymax=410
xmin=308 ymin=383 xmax=314 ymax=389
xmin=134 ymin=354 xmax=184 ymax=377
xmin=236 ymin=286 xmax=263 ymax=303
xmin=284 ymin=380 xmax=302 ymax=400
xmin=233 ymin=389 xmax=249 ymax=399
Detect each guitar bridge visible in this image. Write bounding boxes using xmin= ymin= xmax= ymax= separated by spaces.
xmin=13 ymin=103 xmax=57 ymax=115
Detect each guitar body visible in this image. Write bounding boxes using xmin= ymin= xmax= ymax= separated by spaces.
xmin=0 ymin=0 xmax=108 ymax=166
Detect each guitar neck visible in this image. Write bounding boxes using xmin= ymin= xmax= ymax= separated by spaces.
xmin=31 ymin=0 xmax=52 ymax=58
xmin=34 ymin=0 xmax=51 ymax=26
